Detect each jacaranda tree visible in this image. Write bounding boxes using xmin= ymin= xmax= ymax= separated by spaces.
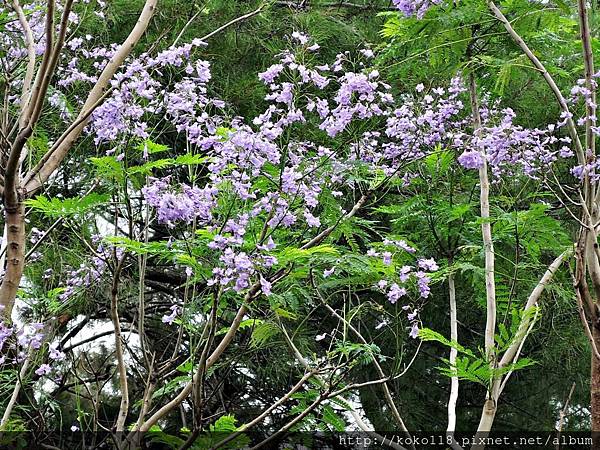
xmin=0 ymin=0 xmax=597 ymax=449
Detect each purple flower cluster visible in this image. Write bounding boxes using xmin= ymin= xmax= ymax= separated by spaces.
xmin=393 ymin=0 xmax=443 ymax=18
xmin=59 ymin=236 xmax=120 ymax=301
xmin=466 ymin=107 xmax=558 ymax=179
xmin=98 ymin=34 xmax=471 ymax=309
xmin=0 ymin=27 xmax=480 ymax=325
xmin=162 ymin=305 xmax=180 ymax=325
xmin=458 ymin=150 xmax=484 ymax=169
xmin=562 ymin=77 xmax=600 ymax=183
xmin=370 ymin=240 xmax=438 ymax=306
xmin=207 ymin=247 xmax=277 ymax=295
xmin=403 ymin=305 xmax=421 ymax=338
xmin=1 ymin=1 xmax=110 ymax=111
xmin=142 ymin=177 xmax=217 ymax=227
xmin=0 ymin=320 xmax=64 ymax=372
xmin=16 ymin=322 xmax=45 ymax=349
xmin=90 ymin=40 xmax=218 ymax=147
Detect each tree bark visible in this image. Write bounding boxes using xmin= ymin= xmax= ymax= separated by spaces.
xmin=447 ymin=269 xmax=459 ymax=432
xmin=592 ymin=323 xmax=600 ymax=448
xmin=472 ymin=382 xmax=501 ymax=450
xmin=0 ymin=202 xmax=25 ymax=320
xmin=23 ymin=0 xmax=158 ymax=195
xmin=0 ymin=0 xmax=158 ymax=322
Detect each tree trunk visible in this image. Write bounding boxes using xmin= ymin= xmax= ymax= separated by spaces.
xmin=0 ymin=202 xmax=25 ymax=321
xmin=472 ymin=394 xmax=498 ymax=450
xmin=591 ymin=323 xmax=600 ymax=448
xmin=447 ymin=270 xmax=459 ymax=432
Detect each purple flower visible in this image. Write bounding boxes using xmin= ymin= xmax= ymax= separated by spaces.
xmin=409 ymin=323 xmax=419 ymax=339
xmin=49 ymin=343 xmax=66 ymax=361
xmin=415 ymin=271 xmax=431 ymax=298
xmin=304 ymin=210 xmax=321 ymax=228
xmin=360 ymin=49 xmax=375 ymax=58
xmin=393 ymin=0 xmax=442 ymax=18
xmin=458 ymin=150 xmax=484 ymax=169
xmin=162 ymin=305 xmax=179 ymax=325
xmin=35 ymin=364 xmax=52 ymax=376
xmin=291 ymin=31 xmax=309 ymax=44
xmin=418 ymin=258 xmax=439 ymax=271
xmin=399 ymin=265 xmax=412 ymax=282
xmin=143 ymin=178 xmax=217 ymax=226
xmin=387 ymin=283 xmax=407 ymax=304
xmin=259 ymin=275 xmax=272 ymax=296
xmin=258 ymin=64 xmax=284 ymax=84
xmin=257 ymin=236 xmax=276 ymax=251
xmin=17 ymin=323 xmax=44 ymax=349
xmin=559 ymin=146 xmax=574 ymax=158
xmin=382 ymin=251 xmax=392 ymax=266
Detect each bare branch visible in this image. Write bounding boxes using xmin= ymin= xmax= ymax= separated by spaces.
xmin=486 ymin=0 xmax=585 ymax=165
xmin=23 ymin=0 xmax=158 ymax=195
xmin=10 ymin=0 xmax=36 ymax=123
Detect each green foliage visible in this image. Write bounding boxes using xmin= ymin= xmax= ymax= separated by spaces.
xmin=250 ymin=320 xmax=281 ymax=348
xmin=89 ymin=155 xmax=124 ymax=181
xmin=274 ymin=245 xmax=339 ymax=267
xmin=25 ymin=193 xmax=109 ymax=218
xmin=419 ymin=324 xmax=537 ymax=388
xmin=439 ymin=354 xmax=536 ymax=387
xmin=418 ymin=327 xmax=477 ymax=358
xmin=191 ymin=415 xmax=250 ymax=449
xmin=332 ymin=342 xmax=382 ymax=367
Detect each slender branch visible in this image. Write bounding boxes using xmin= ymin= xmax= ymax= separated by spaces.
xmin=576 ymin=286 xmax=600 ymax=361
xmin=249 ymin=392 xmax=326 ymax=450
xmin=63 ymin=327 xmax=132 ymax=353
xmin=576 ymin=0 xmax=595 ymax=159
xmin=0 ymin=350 xmax=31 ymax=429
xmin=315 ymin=282 xmax=413 ymax=442
xmin=447 ymin=268 xmax=459 ymax=433
xmin=471 ymin=249 xmax=569 ymax=449
xmin=486 ymin=0 xmax=585 ymax=165
xmin=23 ymin=0 xmax=158 ymax=195
xmin=469 ymin=73 xmax=496 ymax=362
xmin=11 ymin=0 xmax=36 ymax=123
xmin=136 ymin=301 xmax=249 ymax=432
xmin=348 ymin=411 xmax=407 ymax=450
xmin=27 ymin=0 xmax=74 ymax=128
xmin=17 ymin=0 xmax=54 ymax=131
xmin=469 ymin=71 xmax=497 ymax=449
xmin=172 ymin=6 xmax=206 ymax=46
xmin=197 ymin=5 xmax=265 ymax=43
xmin=110 ymin=257 xmax=129 ymax=439
xmin=497 ymin=249 xmax=570 ymax=368
xmin=497 ymin=307 xmax=539 ymax=395
xmin=22 ymin=86 xmax=114 ymax=195
xmin=135 ymin=186 xmax=377 ymax=430
xmin=301 ymin=192 xmax=369 ymax=249
xmin=211 ymin=370 xmax=317 ymax=450
xmin=278 ymin=317 xmax=413 ymax=450
xmin=555 ymin=382 xmax=576 ymax=450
